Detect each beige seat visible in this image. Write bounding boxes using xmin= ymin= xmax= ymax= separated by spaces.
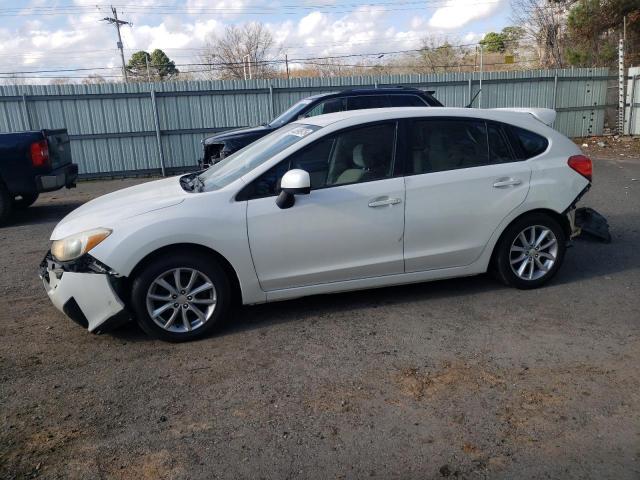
xmin=335 ymin=144 xmax=367 ymax=185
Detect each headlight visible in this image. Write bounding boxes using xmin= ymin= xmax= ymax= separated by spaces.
xmin=51 ymin=228 xmax=112 ymax=262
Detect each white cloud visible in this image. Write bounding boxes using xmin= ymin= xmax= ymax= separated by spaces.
xmin=428 ymin=0 xmax=502 ymax=29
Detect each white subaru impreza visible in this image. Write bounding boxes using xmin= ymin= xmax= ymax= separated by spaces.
xmin=41 ymin=107 xmax=593 ymax=341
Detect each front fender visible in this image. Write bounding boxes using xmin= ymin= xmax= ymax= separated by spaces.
xmin=89 ymin=198 xmax=266 ymax=305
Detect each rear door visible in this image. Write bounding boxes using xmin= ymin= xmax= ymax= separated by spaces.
xmin=403 ymin=118 xmax=531 ymax=271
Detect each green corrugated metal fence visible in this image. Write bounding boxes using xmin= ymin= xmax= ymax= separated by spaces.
xmin=0 ymin=68 xmax=611 ymax=177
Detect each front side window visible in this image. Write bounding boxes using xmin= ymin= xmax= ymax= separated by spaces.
xmin=242 ymin=122 xmax=397 ymax=199
xmin=408 ymin=119 xmax=489 ymax=175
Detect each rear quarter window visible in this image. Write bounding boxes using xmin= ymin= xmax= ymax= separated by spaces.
xmin=510 ymin=126 xmax=549 ymax=159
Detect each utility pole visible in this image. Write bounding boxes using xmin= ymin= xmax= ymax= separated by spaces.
xmin=145 ymin=54 xmax=152 ymax=83
xmin=102 ymin=6 xmax=131 ymax=83
xmin=618 ymin=16 xmax=626 ymax=134
xmin=242 ymin=54 xmax=253 ymax=80
xmin=285 ymin=53 xmax=290 ymax=81
xmin=478 ymin=44 xmax=484 ymax=109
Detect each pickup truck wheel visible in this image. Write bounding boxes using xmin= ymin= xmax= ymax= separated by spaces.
xmin=13 ymin=192 xmax=39 ymax=209
xmin=0 ymin=181 xmax=13 ymax=224
xmin=494 ymin=213 xmax=566 ymax=289
xmin=130 ymin=252 xmax=231 ymax=342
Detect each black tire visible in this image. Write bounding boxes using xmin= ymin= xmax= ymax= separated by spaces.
xmin=13 ymin=192 xmax=39 ymax=209
xmin=0 ymin=180 xmax=13 ymax=225
xmin=130 ymin=251 xmax=231 ymax=342
xmin=493 ymin=212 xmax=566 ymax=289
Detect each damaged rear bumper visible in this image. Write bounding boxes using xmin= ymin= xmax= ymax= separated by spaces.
xmin=39 ymin=253 xmax=130 ymax=333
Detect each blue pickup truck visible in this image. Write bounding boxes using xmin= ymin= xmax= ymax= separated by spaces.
xmin=0 ymin=129 xmax=78 ymax=224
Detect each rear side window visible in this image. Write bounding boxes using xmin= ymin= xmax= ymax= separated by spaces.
xmin=510 ymin=126 xmax=548 ymax=159
xmin=487 ymin=123 xmax=516 ymax=163
xmin=408 ymin=119 xmax=489 ymax=174
xmin=346 ymin=95 xmax=390 ymax=111
xmin=388 ymin=95 xmax=427 ymax=107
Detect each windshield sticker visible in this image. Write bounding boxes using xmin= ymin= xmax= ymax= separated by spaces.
xmin=288 ymin=126 xmax=314 ymax=138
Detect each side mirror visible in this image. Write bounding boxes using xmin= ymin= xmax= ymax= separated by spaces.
xmin=276 ymin=169 xmax=310 ymax=209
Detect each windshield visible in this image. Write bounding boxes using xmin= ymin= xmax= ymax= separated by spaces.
xmin=269 ymin=99 xmax=312 ymax=127
xmin=199 ymin=123 xmax=320 ymax=190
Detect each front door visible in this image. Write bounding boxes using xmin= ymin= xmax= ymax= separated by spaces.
xmin=245 ymin=121 xmax=405 ymax=291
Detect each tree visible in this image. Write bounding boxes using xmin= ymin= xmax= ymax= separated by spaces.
xmin=82 ymin=74 xmax=107 ymax=84
xmin=501 ymin=26 xmax=525 ymax=51
xmin=410 ymin=36 xmax=468 ymax=73
xmin=511 ymin=0 xmax=571 ymax=68
xmin=126 ymin=49 xmax=179 ymax=82
xmin=480 ymin=32 xmax=507 ymax=53
xmin=200 ymin=22 xmax=279 ymax=80
xmin=49 ymin=77 xmax=73 ymax=85
xmin=565 ymin=0 xmax=639 ymax=66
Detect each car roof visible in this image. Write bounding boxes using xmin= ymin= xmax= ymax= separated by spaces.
xmin=294 ymin=107 xmax=550 ymax=132
xmin=303 ymin=87 xmax=434 ymax=101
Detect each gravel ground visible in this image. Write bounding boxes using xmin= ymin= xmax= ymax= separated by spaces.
xmin=1 ymin=155 xmax=639 ymax=480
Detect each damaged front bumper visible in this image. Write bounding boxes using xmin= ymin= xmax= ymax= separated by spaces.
xmin=39 ymin=252 xmax=130 ymax=333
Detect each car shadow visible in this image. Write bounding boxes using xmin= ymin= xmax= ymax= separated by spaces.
xmin=4 ymin=201 xmax=86 ymax=227
xmin=111 ymin=212 xmax=635 ymax=342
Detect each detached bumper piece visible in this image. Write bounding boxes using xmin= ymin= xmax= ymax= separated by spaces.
xmin=40 ymin=252 xmax=130 ymax=333
xmin=575 ymin=207 xmax=611 ymax=243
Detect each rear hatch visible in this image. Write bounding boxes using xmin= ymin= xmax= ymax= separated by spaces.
xmin=43 ymin=129 xmax=72 ymax=170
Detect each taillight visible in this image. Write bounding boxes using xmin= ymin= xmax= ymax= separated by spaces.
xmin=30 ymin=139 xmax=50 ymax=168
xmin=568 ymin=155 xmax=592 ymax=182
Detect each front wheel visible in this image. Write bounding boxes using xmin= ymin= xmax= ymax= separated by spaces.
xmin=131 ymin=252 xmax=231 ymax=341
xmin=494 ymin=213 xmax=566 ymax=289
xmin=0 ymin=180 xmax=12 ymax=225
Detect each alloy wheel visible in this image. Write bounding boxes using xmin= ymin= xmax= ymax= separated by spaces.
xmin=145 ymin=268 xmax=217 ymax=333
xmin=509 ymin=225 xmax=558 ymax=281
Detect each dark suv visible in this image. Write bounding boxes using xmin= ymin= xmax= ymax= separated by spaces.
xmin=201 ymin=86 xmax=442 ymax=167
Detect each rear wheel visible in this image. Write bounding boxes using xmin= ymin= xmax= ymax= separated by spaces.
xmin=131 ymin=252 xmax=231 ymax=342
xmin=0 ymin=180 xmax=12 ymax=225
xmin=494 ymin=213 xmax=566 ymax=289
xmin=13 ymin=192 xmax=39 ymax=209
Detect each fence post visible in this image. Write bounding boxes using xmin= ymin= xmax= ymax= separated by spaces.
xmin=269 ymin=84 xmax=274 ymax=120
xmin=467 ymin=78 xmax=472 ymax=107
xmin=628 ymin=75 xmax=638 ymax=135
xmin=150 ymin=89 xmax=166 ymax=177
xmin=552 ymin=73 xmax=558 ymax=110
xmin=21 ymin=94 xmax=31 ymax=130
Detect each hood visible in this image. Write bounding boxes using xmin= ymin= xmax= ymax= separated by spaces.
xmin=51 ymin=176 xmax=187 ymax=240
xmin=203 ymin=124 xmax=274 ymax=145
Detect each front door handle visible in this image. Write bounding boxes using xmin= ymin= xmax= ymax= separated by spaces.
xmin=493 ymin=178 xmax=522 ymax=188
xmin=368 ymin=197 xmax=402 ymax=208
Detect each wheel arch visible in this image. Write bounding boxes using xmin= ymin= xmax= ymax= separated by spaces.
xmin=127 ymin=243 xmax=243 ymax=306
xmin=489 ymin=208 xmax=570 ymax=267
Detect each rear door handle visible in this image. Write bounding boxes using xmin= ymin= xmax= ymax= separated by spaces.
xmin=368 ymin=197 xmax=402 ymax=208
xmin=493 ymin=178 xmax=522 ymax=188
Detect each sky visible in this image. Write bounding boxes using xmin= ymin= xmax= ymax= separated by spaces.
xmin=0 ymin=0 xmax=514 ymax=81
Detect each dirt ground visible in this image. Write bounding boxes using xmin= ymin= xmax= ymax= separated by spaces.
xmin=1 ymin=148 xmax=639 ymax=479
